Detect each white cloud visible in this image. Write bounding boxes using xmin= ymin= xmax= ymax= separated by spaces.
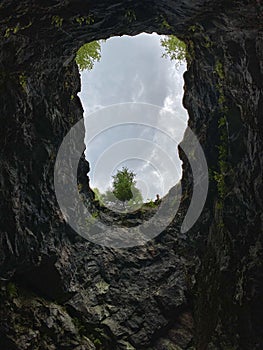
xmin=132 ymin=74 xmax=145 ymax=102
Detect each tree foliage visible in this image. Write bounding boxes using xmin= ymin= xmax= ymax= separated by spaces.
xmin=91 ymin=168 xmax=143 ymax=210
xmin=160 ymin=35 xmax=186 ymax=66
xmin=93 ymin=187 xmax=102 ymax=202
xmin=75 ymin=41 xmax=102 ymax=71
xmin=112 ymin=167 xmax=136 ymax=204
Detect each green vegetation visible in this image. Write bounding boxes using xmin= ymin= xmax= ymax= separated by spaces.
xmin=92 ymin=188 xmax=161 ymax=214
xmin=144 ymin=199 xmax=156 ymax=208
xmin=99 ymin=187 xmax=143 ymax=210
xmin=215 ymin=60 xmax=226 ymax=107
xmin=4 ymin=24 xmax=20 ymax=37
xmin=93 ymin=338 xmax=102 ymax=348
xmin=125 ymin=9 xmax=136 ymax=23
xmin=72 ymin=318 xmax=103 ymax=349
xmin=13 ymin=24 xmax=20 ymax=34
xmin=93 ymin=188 xmax=102 ymax=202
xmin=204 ymin=39 xmax=212 ymax=48
xmin=112 ymin=167 xmax=138 ymax=205
xmin=160 ymin=35 xmax=186 ymax=66
xmin=51 ymin=15 xmax=63 ymax=28
xmin=215 ymin=61 xmax=224 ymax=80
xmin=188 ymin=25 xmax=198 ymax=32
xmin=159 ymin=15 xmax=172 ymax=30
xmin=75 ymin=41 xmax=102 ymax=71
xmin=186 ymin=23 xmax=213 ymax=55
xmin=86 ymin=211 xmax=99 ymax=226
xmin=213 ymin=59 xmax=230 ymax=224
xmin=19 ymin=73 xmax=27 ymax=91
xmin=75 ymin=15 xmax=95 ymax=26
xmin=4 ymin=21 xmax=32 ymax=37
xmin=76 ymin=17 xmax=85 ymax=26
xmin=213 ymin=116 xmax=228 ymax=199
xmin=6 ymin=282 xmax=18 ymax=299
xmin=92 ymin=168 xmax=144 ymax=210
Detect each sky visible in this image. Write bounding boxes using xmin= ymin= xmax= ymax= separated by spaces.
xmin=79 ymin=33 xmax=188 ymax=200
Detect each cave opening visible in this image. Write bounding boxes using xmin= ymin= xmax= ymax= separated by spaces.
xmin=78 ymin=33 xmax=188 ymax=210
xmin=1 ymin=1 xmax=261 ymax=349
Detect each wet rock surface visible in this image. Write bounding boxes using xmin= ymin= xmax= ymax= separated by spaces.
xmin=0 ymin=1 xmax=262 ymax=349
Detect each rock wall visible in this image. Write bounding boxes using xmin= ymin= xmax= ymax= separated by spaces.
xmin=181 ymin=6 xmax=263 ymax=348
xmin=0 ymin=1 xmax=262 ymax=349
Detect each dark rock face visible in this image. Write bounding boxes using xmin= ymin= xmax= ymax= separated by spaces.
xmin=0 ymin=1 xmax=262 ymax=349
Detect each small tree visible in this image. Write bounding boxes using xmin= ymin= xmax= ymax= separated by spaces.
xmin=112 ymin=167 xmax=136 ymax=206
xmin=75 ymin=40 xmax=102 ymax=71
xmin=160 ymin=35 xmax=186 ymax=67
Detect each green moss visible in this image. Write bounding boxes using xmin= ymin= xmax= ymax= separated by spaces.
xmin=218 ymin=90 xmax=225 ymax=106
xmin=213 ymin=141 xmax=228 ymax=199
xmin=208 ymin=168 xmax=215 ymax=181
xmin=5 ymin=26 xmax=15 ymax=36
xmin=69 ymin=116 xmax=74 ymax=124
xmin=159 ymin=15 xmax=172 ymax=30
xmin=145 ymin=199 xmax=156 ymax=208
xmin=218 ymin=116 xmax=226 ymax=128
xmin=19 ymin=73 xmax=27 ymax=91
xmin=187 ymin=23 xmax=205 ymax=34
xmin=76 ymin=17 xmax=85 ymax=25
xmin=185 ymin=39 xmax=195 ymax=62
xmin=215 ymin=201 xmax=223 ymax=210
xmin=75 ymin=15 xmax=94 ymax=26
xmin=188 ymin=25 xmax=198 ymax=32
xmin=4 ymin=28 xmax=12 ymax=38
xmin=125 ymin=10 xmax=136 ymax=23
xmin=7 ymin=282 xmax=18 ymax=298
xmin=203 ymin=35 xmax=213 ymax=48
xmin=93 ymin=338 xmax=102 ymax=348
xmin=215 ymin=61 xmax=224 ymax=80
xmin=51 ymin=15 xmax=63 ymax=28
xmin=213 ymin=171 xmax=226 ymax=199
xmin=95 ymin=280 xmax=109 ymax=294
xmin=213 ymin=60 xmax=229 ymax=203
xmin=13 ymin=23 xmax=20 ymax=34
xmin=5 ymin=21 xmax=33 ymax=37
xmin=21 ymin=21 xmax=33 ymax=31
xmin=85 ymin=15 xmax=95 ymax=25
xmin=215 ymin=61 xmax=226 ymax=108
xmin=86 ymin=211 xmax=99 ymax=226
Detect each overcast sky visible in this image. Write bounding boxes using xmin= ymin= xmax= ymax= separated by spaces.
xmin=79 ymin=33 xmax=188 ymax=200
